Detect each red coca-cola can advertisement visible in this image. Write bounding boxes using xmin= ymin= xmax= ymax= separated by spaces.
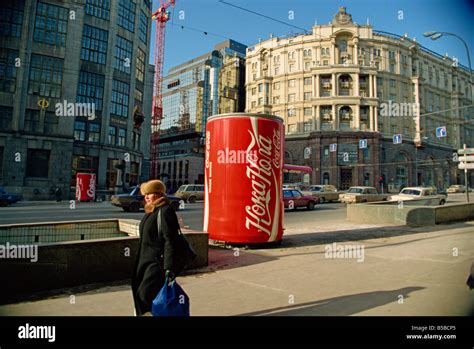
xmin=204 ymin=113 xmax=284 ymax=244
xmin=75 ymin=173 xmax=96 ymax=202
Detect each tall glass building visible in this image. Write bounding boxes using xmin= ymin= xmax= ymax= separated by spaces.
xmin=158 ymin=39 xmax=246 ymax=191
xmin=0 ymin=0 xmax=154 ymax=199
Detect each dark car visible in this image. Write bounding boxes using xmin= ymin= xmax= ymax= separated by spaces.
xmin=111 ymin=186 xmax=181 ymax=212
xmin=283 ymin=189 xmax=318 ymax=210
xmin=0 ymin=187 xmax=21 ymax=207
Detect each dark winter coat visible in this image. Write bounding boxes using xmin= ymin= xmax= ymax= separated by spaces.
xmin=131 ymin=199 xmax=183 ymax=316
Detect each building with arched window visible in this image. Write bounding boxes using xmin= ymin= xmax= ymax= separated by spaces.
xmin=245 ymin=7 xmax=473 ymax=190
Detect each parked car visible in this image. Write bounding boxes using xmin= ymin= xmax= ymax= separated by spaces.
xmin=111 ymin=185 xmax=181 ymax=212
xmin=339 ymin=186 xmax=389 ymax=204
xmin=174 ymin=184 xmax=204 ymax=203
xmin=302 ymin=184 xmax=342 ymax=203
xmin=447 ymin=185 xmax=467 ymax=193
xmin=388 ymin=187 xmax=447 ymax=205
xmin=0 ymin=187 xmax=21 ymax=207
xmin=283 ymin=189 xmax=318 ymax=210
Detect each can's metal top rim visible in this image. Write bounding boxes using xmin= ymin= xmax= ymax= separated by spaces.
xmin=207 ymin=113 xmax=283 ymax=123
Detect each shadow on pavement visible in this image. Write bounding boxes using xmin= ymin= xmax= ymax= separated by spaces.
xmin=239 ymin=287 xmax=424 ymax=316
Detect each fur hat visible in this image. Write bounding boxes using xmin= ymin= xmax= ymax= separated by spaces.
xmin=140 ymin=180 xmax=166 ymax=196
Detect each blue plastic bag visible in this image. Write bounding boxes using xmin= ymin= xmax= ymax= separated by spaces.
xmin=152 ymin=276 xmax=190 ymax=316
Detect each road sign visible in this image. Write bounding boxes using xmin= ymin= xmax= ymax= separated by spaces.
xmin=458 ymin=156 xmax=474 ymax=162
xmin=458 ymin=163 xmax=474 ymax=170
xmin=393 ymin=134 xmax=402 ymax=144
xmin=359 ymin=139 xmax=367 ymax=149
xmin=457 ymin=148 xmax=474 ymax=155
xmin=436 ymin=126 xmax=447 ymax=138
xmin=304 ymin=147 xmax=311 ymax=159
xmin=330 ymin=143 xmax=337 ymax=152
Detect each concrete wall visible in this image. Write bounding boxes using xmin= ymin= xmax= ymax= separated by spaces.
xmin=0 ymin=229 xmax=208 ymax=304
xmin=347 ymin=201 xmax=474 ymax=227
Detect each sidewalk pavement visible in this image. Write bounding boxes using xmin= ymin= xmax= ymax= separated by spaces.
xmin=0 ymin=221 xmax=473 ymax=316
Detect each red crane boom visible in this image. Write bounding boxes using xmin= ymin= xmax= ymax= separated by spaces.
xmin=150 ymin=0 xmax=175 ymax=179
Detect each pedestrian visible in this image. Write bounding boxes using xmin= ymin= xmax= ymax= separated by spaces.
xmin=131 ymin=179 xmax=188 ymax=316
xmin=54 ymin=186 xmax=62 ymax=202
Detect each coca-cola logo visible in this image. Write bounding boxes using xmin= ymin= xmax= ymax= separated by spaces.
xmin=244 ymin=120 xmax=280 ymax=237
xmin=87 ymin=175 xmax=95 ymax=198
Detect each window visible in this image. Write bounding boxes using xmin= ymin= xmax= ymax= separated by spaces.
xmin=288 ymin=94 xmax=295 ymax=102
xmin=304 ymin=77 xmax=312 ymax=85
xmin=24 ymin=110 xmax=40 ymax=132
xmin=80 ymin=25 xmax=108 ymax=65
xmin=289 ymin=64 xmax=294 ymax=72
xmin=304 ymin=122 xmax=312 ymax=132
xmin=136 ymin=48 xmax=145 ymax=82
xmin=74 ymin=121 xmax=86 ymax=141
xmin=28 ymin=54 xmax=63 ymax=98
xmin=274 ymin=82 xmax=280 ymax=90
xmin=389 ymin=63 xmax=395 ymax=73
xmin=288 ymin=79 xmax=295 ymax=87
xmin=323 ymin=60 xmax=328 ymax=66
xmin=304 ymin=107 xmax=312 ymax=116
xmin=118 ymin=0 xmax=136 ymax=32
xmin=88 ymin=123 xmax=100 ymax=143
xmin=118 ymin=128 xmax=126 ymax=146
xmin=389 ymin=79 xmax=396 ymax=88
xmin=33 ymin=2 xmax=68 ymax=47
xmin=274 ymin=67 xmax=279 ymax=75
xmin=251 ymin=87 xmax=256 ymax=95
xmin=44 ymin=111 xmax=58 ymax=134
xmin=111 ymin=79 xmax=130 ymax=117
xmin=139 ymin=10 xmax=148 ymax=43
xmin=0 ymin=1 xmax=24 ymax=38
xmin=0 ymin=106 xmax=13 ymax=130
xmin=0 ymin=48 xmax=18 ymax=93
xmin=258 ymin=83 xmax=263 ymax=93
xmin=114 ymin=35 xmax=133 ymax=74
xmin=85 ymin=0 xmax=110 ymax=20
xmin=26 ymin=149 xmax=50 ymax=178
xmin=108 ymin=126 xmax=116 ymax=145
xmin=288 ymin=108 xmax=296 ymax=117
xmin=273 ymin=96 xmax=280 ymax=104
xmin=77 ymin=70 xmax=104 ymax=112
xmin=288 ymin=124 xmax=297 ymax=133
xmin=304 ymin=92 xmax=312 ymax=101
xmin=258 ymin=97 xmax=263 ymax=105
xmin=134 ymin=88 xmax=143 ymax=105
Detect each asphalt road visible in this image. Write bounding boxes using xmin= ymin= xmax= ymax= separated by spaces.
xmin=0 ymin=200 xmax=347 ymax=230
xmin=0 ymin=193 xmax=467 ymax=230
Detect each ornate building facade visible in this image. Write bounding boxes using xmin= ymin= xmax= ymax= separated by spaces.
xmin=245 ymin=7 xmax=473 ymax=190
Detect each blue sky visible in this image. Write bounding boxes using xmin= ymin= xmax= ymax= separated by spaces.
xmin=150 ymin=0 xmax=474 ymax=73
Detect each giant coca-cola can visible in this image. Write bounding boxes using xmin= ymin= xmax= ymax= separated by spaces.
xmin=76 ymin=173 xmax=96 ymax=202
xmin=204 ymin=113 xmax=284 ymax=244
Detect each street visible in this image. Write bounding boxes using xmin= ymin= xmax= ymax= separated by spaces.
xmin=0 ymin=193 xmax=468 ymax=231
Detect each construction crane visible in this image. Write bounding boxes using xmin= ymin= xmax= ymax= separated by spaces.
xmin=150 ymin=0 xmax=176 ymax=179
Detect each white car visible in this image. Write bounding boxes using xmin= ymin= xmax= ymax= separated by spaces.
xmin=389 ymin=187 xmax=447 ymax=205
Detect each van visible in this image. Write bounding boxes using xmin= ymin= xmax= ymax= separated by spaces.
xmin=174 ymin=184 xmax=204 ymax=203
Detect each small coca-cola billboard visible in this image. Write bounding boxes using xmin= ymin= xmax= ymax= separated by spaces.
xmin=204 ymin=113 xmax=284 ymax=244
xmin=76 ymin=173 xmax=96 ymax=202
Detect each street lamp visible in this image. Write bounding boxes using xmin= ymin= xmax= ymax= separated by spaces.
xmin=423 ymin=31 xmax=473 ymax=100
